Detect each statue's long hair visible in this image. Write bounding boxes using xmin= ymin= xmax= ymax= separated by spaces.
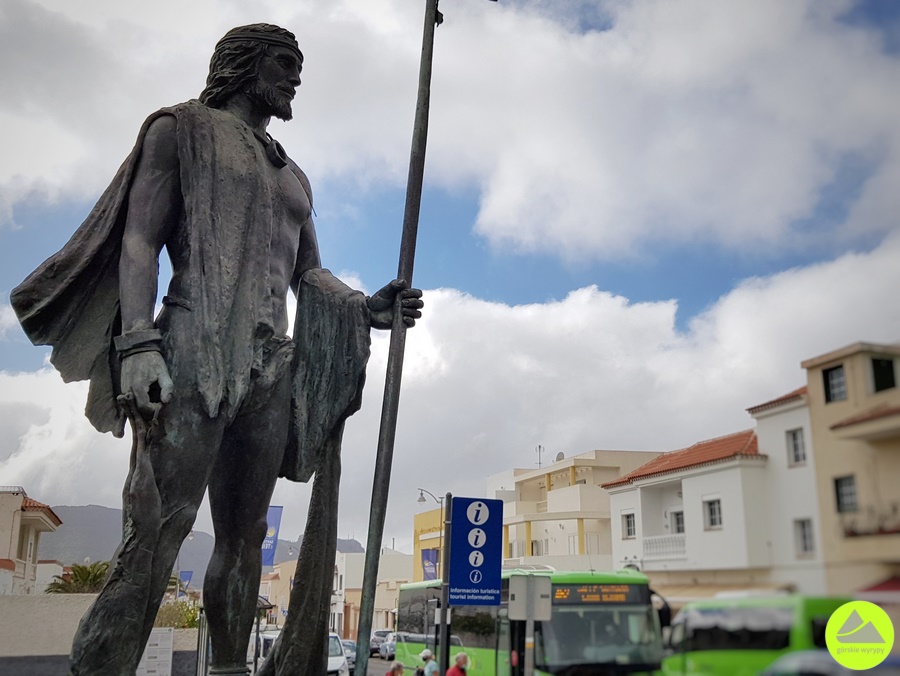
xmin=200 ymin=24 xmax=298 ymax=109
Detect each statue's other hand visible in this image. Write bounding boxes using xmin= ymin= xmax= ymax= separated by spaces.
xmin=367 ymin=279 xmax=424 ymax=330
xmin=120 ymin=351 xmax=174 ymax=420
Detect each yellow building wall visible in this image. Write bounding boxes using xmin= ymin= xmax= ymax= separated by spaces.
xmin=412 ymin=507 xmax=443 ymax=582
xmin=804 ymin=346 xmax=900 ymax=594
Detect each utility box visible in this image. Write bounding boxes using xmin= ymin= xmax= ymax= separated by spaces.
xmin=508 ymin=575 xmax=552 ymax=622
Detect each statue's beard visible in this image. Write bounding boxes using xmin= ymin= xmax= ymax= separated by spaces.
xmin=247 ymin=82 xmax=294 ymax=121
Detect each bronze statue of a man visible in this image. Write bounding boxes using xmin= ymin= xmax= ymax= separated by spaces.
xmin=12 ymin=23 xmax=422 ymax=675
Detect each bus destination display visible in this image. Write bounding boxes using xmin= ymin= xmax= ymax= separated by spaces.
xmin=553 ymin=584 xmax=649 ymax=605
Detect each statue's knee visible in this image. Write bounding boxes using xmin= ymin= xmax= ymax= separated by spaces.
xmin=171 ymin=506 xmax=198 ymax=539
xmin=249 ymin=517 xmax=269 ymax=547
xmin=214 ymin=517 xmax=268 ymax=556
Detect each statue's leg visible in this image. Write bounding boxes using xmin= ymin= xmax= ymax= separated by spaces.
xmin=204 ymin=371 xmax=291 ymax=672
xmin=71 ymin=396 xmax=225 ymax=676
xmin=132 ymin=394 xmax=227 ymax=648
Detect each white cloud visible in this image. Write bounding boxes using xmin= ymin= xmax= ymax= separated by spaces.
xmin=3 ymin=0 xmax=898 ymax=257
xmin=0 ymin=302 xmax=17 ymax=339
xmin=3 ymin=236 xmax=897 ymax=548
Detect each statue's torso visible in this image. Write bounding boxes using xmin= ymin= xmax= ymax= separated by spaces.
xmin=164 ymin=110 xmax=312 ymax=338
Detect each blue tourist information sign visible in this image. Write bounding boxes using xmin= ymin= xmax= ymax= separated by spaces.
xmin=448 ymin=497 xmax=503 ymax=606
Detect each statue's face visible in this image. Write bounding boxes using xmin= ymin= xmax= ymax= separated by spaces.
xmin=247 ymin=44 xmax=303 ymax=121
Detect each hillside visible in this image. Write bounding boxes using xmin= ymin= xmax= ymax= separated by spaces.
xmin=40 ymin=505 xmax=363 ymax=583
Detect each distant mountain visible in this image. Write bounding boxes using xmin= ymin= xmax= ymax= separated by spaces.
xmin=40 ymin=505 xmax=364 ymax=583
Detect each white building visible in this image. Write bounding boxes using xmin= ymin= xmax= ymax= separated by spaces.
xmin=259 ymin=548 xmax=412 ymax=639
xmin=604 ymin=430 xmax=769 ymax=578
xmin=335 ymin=549 xmax=412 ymax=639
xmin=0 ymin=487 xmax=62 ymax=595
xmin=604 ymin=389 xmax=829 ymax=599
xmin=747 ymin=386 xmax=827 ymax=594
xmin=488 ymin=450 xmax=662 ymax=572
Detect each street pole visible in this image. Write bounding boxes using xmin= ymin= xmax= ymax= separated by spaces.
xmin=355 ymin=1 xmax=441 ymax=674
xmin=438 ymin=493 xmax=453 ymax=676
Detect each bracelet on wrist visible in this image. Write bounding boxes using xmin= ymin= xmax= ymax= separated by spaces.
xmin=119 ymin=344 xmax=163 ymax=360
xmin=114 ymin=328 xmax=163 ymax=354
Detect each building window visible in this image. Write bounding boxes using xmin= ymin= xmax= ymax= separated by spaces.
xmin=622 ymin=513 xmax=636 ymax=539
xmin=585 ymin=533 xmax=601 ymax=554
xmin=786 ymin=429 xmax=806 ymax=466
xmin=873 ymin=358 xmax=896 ymax=393
xmin=531 ymin=539 xmax=548 ymax=556
xmin=671 ymin=511 xmax=685 ymax=534
xmin=567 ymin=534 xmax=578 ymax=554
xmin=704 ymin=499 xmax=723 ymax=529
xmin=823 ymin=365 xmax=847 ymax=403
xmin=834 ymin=475 xmax=857 ymax=513
xmin=794 ymin=519 xmax=815 ymax=556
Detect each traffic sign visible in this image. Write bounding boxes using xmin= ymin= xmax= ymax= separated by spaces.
xmin=448 ymin=497 xmax=502 ymax=606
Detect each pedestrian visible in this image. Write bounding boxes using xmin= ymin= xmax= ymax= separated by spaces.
xmin=446 ymin=652 xmax=470 ymax=675
xmin=418 ymin=648 xmax=438 ymax=676
xmin=389 ymin=661 xmax=406 ymax=674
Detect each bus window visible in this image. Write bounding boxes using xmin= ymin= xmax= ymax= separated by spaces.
xmin=684 ymin=607 xmax=793 ymax=652
xmin=811 ymin=616 xmax=829 ymax=648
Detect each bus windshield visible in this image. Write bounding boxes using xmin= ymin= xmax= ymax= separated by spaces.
xmin=535 ymin=604 xmax=663 ymax=673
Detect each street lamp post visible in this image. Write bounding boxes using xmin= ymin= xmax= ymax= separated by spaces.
xmin=417 ymin=489 xmax=453 ymax=676
xmin=174 ymin=530 xmax=194 ymax=599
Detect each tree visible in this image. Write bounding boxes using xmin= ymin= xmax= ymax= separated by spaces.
xmin=45 ymin=561 xmax=110 ymax=593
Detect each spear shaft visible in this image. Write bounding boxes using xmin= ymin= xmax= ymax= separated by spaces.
xmin=355 ymin=1 xmax=440 ymax=673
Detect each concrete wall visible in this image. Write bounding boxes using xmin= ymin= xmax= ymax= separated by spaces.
xmin=609 ymin=487 xmax=642 ymax=564
xmin=682 ymin=464 xmax=751 ymax=569
xmin=0 ymin=594 xmax=97 ymax=656
xmin=753 ymin=400 xmax=827 ymax=594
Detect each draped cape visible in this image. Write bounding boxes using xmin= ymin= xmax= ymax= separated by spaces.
xmin=11 ymin=100 xmax=370 ymax=482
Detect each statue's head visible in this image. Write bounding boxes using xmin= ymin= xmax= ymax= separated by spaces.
xmin=200 ymin=23 xmax=303 ymax=121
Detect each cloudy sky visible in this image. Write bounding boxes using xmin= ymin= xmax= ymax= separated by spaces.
xmin=1 ymin=0 xmax=899 ymax=554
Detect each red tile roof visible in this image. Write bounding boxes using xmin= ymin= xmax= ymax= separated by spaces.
xmin=0 ymin=559 xmax=15 ymax=572
xmin=21 ymin=497 xmax=63 ymax=527
xmin=602 ymin=429 xmax=762 ymax=489
xmin=747 ymin=386 xmax=807 ymax=415
xmin=860 ymin=576 xmax=900 ymax=593
xmin=831 ymin=405 xmax=900 ymax=430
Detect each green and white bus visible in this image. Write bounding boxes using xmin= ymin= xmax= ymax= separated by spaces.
xmin=395 ymin=568 xmax=668 ymax=675
xmin=661 ymin=595 xmax=851 ymax=675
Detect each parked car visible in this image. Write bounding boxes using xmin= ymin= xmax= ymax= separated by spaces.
xmin=248 ymin=630 xmax=349 ymax=675
xmin=328 ymin=632 xmax=351 ymax=676
xmin=342 ymin=639 xmax=357 ymax=673
xmin=379 ymin=632 xmax=396 ymax=660
xmin=369 ymin=629 xmax=391 ymax=657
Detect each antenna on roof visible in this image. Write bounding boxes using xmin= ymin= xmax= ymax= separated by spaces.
xmin=536 ymin=444 xmax=544 ymax=468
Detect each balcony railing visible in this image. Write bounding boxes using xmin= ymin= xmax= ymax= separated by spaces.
xmin=642 ymin=534 xmax=686 ymax=560
xmin=840 ymin=501 xmax=900 ymax=538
